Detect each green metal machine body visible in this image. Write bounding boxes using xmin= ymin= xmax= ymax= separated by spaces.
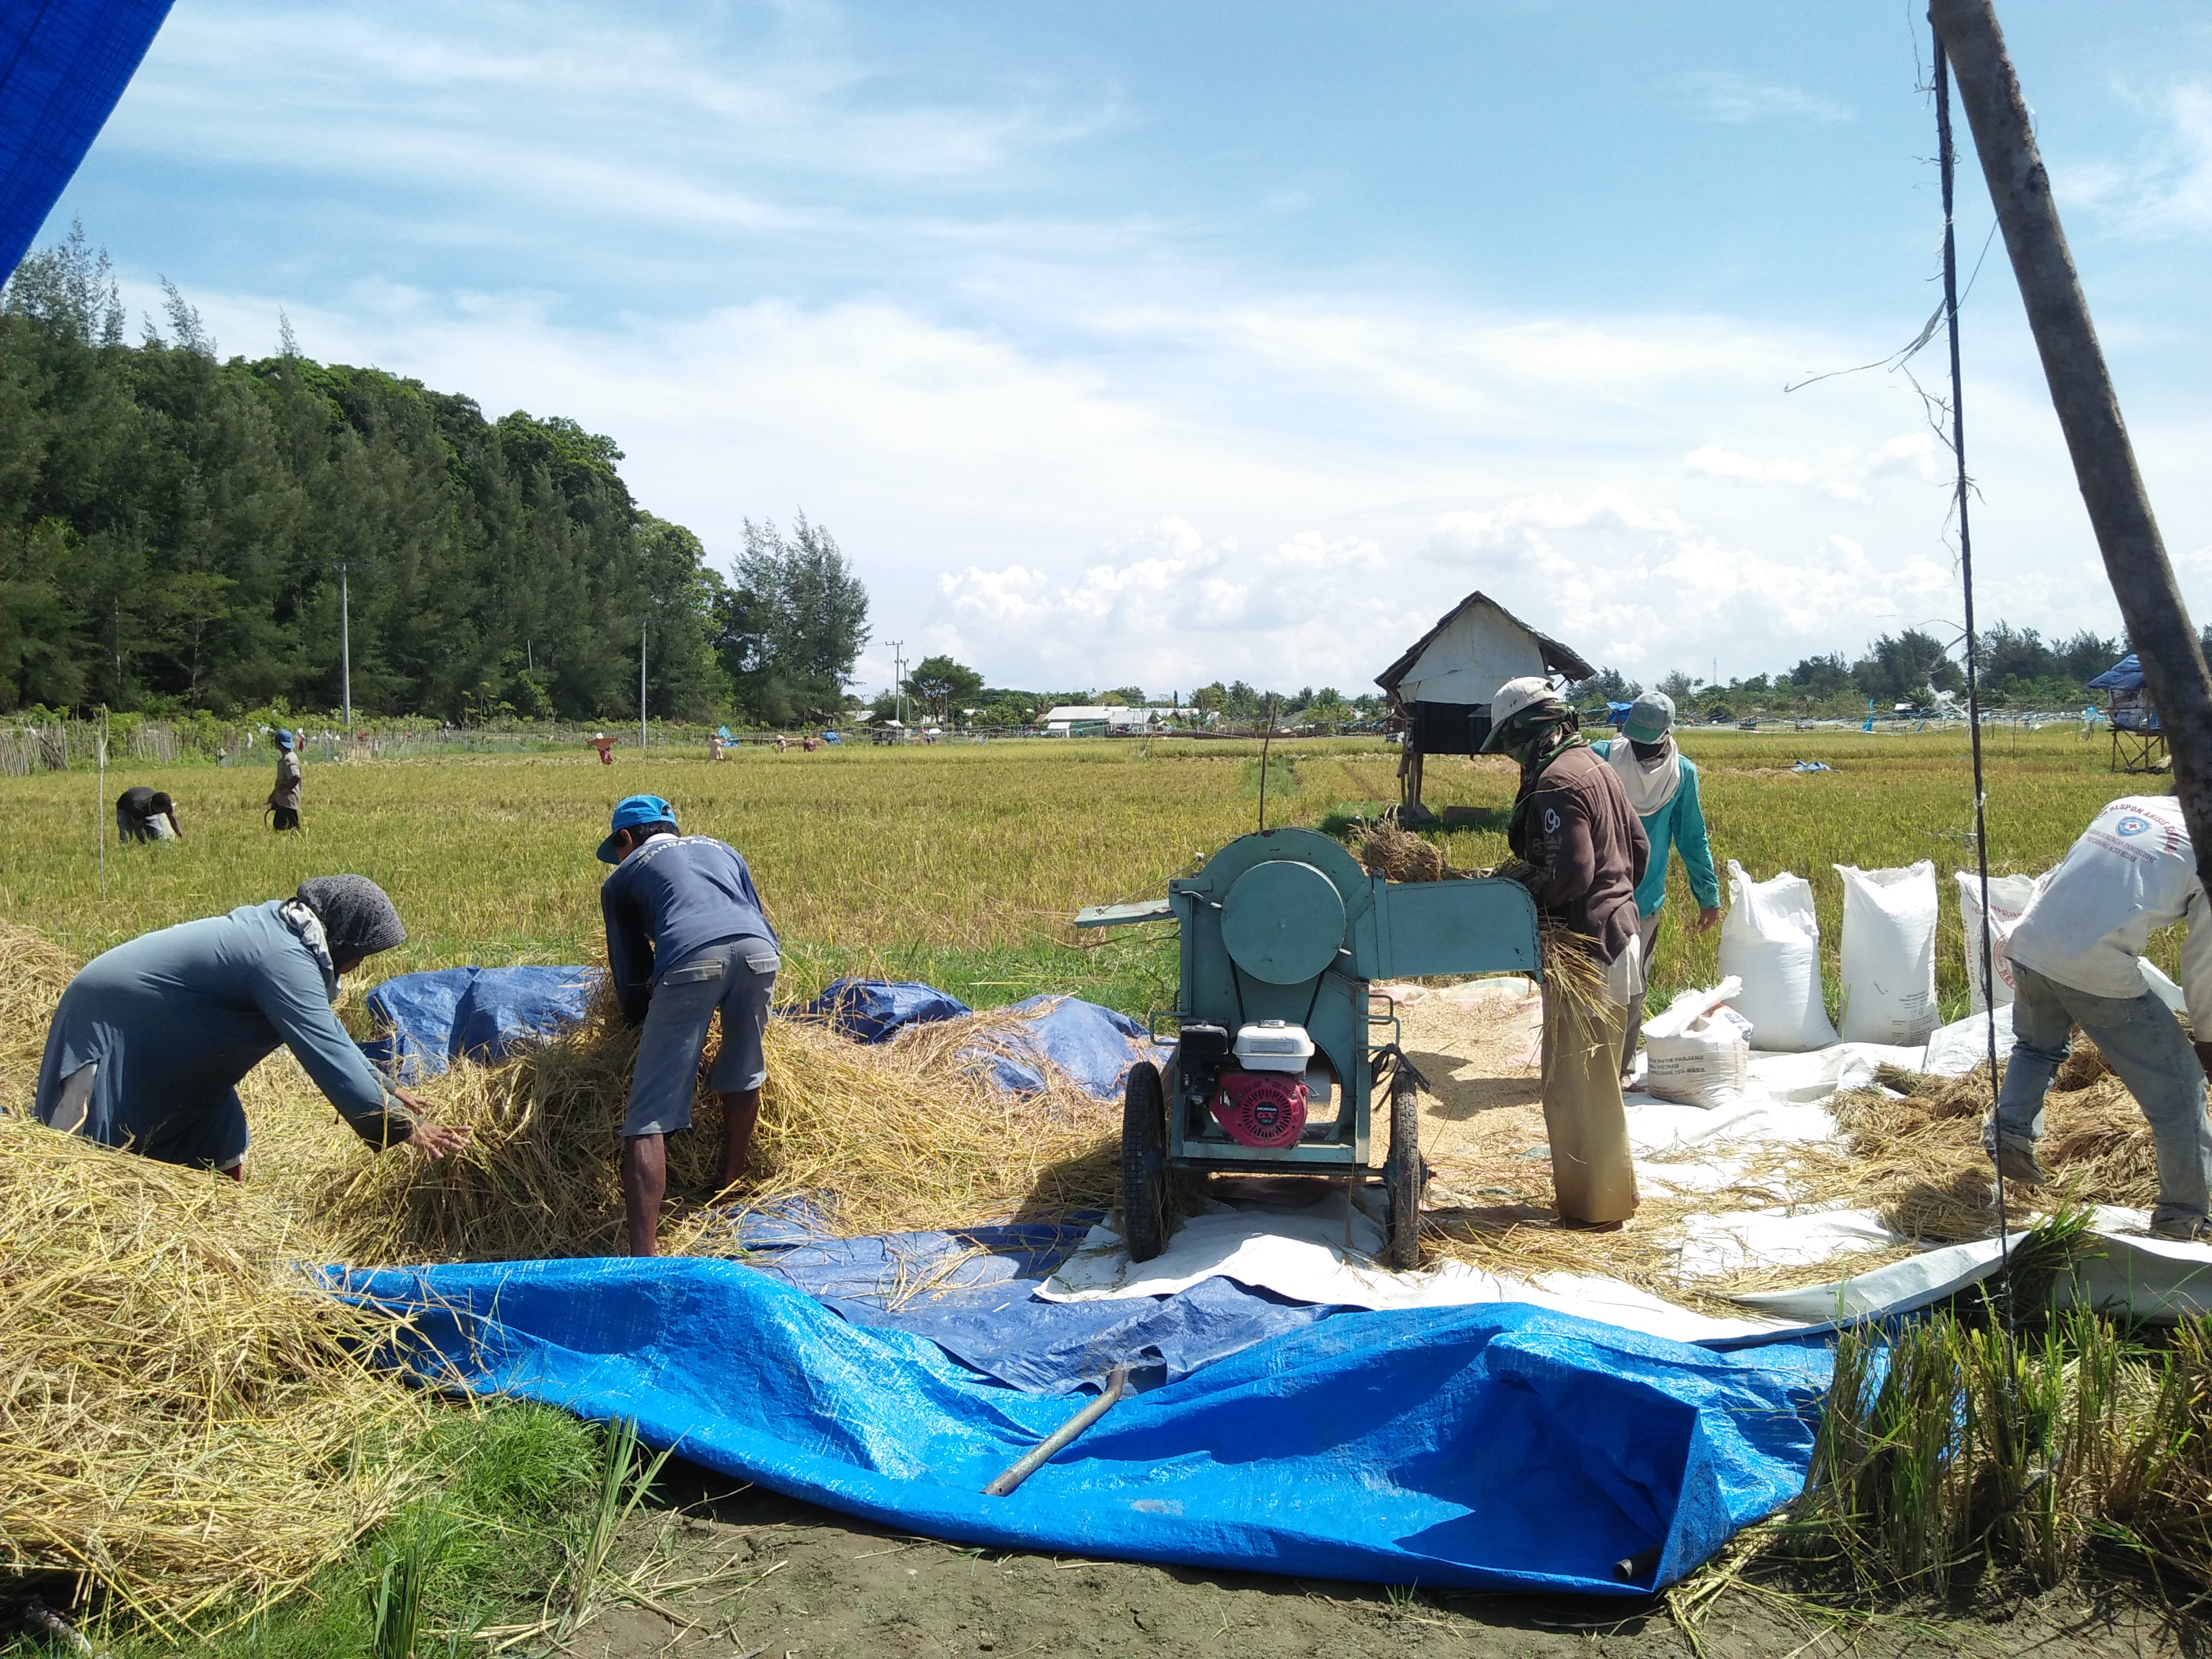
xmin=1078 ymin=826 xmax=1540 ymax=1265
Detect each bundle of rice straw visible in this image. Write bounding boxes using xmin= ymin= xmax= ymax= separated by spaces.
xmin=0 ymin=1114 xmax=428 ymax=1631
xmin=1832 ymin=1057 xmax=2160 ymax=1240
xmin=0 ymin=919 xmax=73 ymax=1114
xmin=1355 ymin=819 xmax=1449 ymax=884
xmin=305 ymin=979 xmax=1121 ymax=1263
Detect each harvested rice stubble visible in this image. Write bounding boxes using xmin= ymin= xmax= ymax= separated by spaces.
xmin=0 ymin=1115 xmax=429 ymax=1632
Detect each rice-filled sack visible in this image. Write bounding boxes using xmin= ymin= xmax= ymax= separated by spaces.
xmin=1717 ymin=861 xmax=1838 ymax=1051
xmin=1640 ymin=977 xmax=1753 ymax=1108
xmin=1836 ymin=861 xmax=1939 ymax=1045
xmin=1955 ymin=869 xmax=2043 ymax=1013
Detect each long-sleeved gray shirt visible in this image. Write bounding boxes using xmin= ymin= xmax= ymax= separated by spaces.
xmin=32 ymin=900 xmax=413 ymax=1165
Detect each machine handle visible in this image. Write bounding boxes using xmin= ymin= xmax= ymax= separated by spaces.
xmin=1073 ymin=898 xmax=1175 ymax=928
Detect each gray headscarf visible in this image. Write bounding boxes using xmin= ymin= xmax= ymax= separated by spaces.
xmin=295 ymin=874 xmax=407 ymax=962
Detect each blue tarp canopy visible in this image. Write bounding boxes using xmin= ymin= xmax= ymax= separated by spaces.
xmin=0 ymin=1 xmax=174 ymax=277
xmin=2087 ymin=653 xmax=2145 ymax=692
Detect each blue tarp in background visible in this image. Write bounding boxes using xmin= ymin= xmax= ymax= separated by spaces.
xmin=368 ymin=969 xmax=1160 ymax=1101
xmin=344 ymin=1256 xmax=1831 ymax=1595
xmin=361 ymin=966 xmax=603 ymax=1081
xmin=0 ymin=1 xmax=175 ymax=278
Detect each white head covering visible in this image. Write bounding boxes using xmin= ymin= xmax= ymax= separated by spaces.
xmin=1605 ymin=732 xmax=1683 ymax=817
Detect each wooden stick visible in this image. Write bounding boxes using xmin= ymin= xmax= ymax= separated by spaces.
xmin=983 ymin=1365 xmax=1132 ymax=1496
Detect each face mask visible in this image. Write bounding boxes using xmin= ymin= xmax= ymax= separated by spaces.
xmin=1629 ymin=737 xmax=1668 ymax=762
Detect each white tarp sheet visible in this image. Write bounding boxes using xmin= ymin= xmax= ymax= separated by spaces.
xmin=1046 ymin=1009 xmax=2212 ymax=1343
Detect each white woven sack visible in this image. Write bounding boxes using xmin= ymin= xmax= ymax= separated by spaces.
xmin=1836 ymin=861 xmax=1939 ymax=1045
xmin=1717 ymin=861 xmax=1838 ymax=1052
xmin=1641 ymin=977 xmax=1753 ymax=1108
xmin=1955 ymin=869 xmax=2043 ymax=1013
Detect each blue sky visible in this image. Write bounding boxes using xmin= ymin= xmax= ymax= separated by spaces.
xmin=36 ymin=1 xmax=2212 ymax=698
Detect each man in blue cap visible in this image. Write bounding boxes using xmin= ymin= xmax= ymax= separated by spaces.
xmin=598 ymin=794 xmax=780 ymax=1254
xmin=268 ymin=729 xmax=303 ymax=832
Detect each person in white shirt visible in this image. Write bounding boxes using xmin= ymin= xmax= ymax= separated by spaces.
xmin=1994 ymin=792 xmax=2212 ymax=1240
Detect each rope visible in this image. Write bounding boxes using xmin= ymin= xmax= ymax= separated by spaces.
xmin=1934 ymin=23 xmax=2013 ymax=1305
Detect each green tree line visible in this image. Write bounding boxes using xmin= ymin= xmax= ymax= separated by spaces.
xmin=0 ymin=228 xmax=867 ymax=724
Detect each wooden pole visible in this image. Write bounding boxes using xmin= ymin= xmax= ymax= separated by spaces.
xmin=1929 ymin=0 xmax=2212 ymax=878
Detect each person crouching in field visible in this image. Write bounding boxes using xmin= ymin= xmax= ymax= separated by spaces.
xmin=1588 ymin=691 xmax=1721 ymax=1080
xmin=268 ymin=729 xmax=303 ymax=831
xmin=1988 ymin=792 xmax=2212 ymax=1242
xmin=1481 ymin=676 xmax=1650 ymax=1229
xmin=115 ymin=785 xmax=182 ymax=843
xmin=597 ymin=794 xmax=780 ymax=1255
xmin=33 ymin=875 xmax=470 ymax=1176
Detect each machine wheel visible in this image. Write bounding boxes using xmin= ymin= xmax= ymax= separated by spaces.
xmin=1382 ymin=1071 xmax=1424 ymax=1270
xmin=1121 ymin=1061 xmax=1170 ymax=1263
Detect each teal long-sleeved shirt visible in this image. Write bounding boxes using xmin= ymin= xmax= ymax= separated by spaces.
xmin=1591 ymin=741 xmax=1721 ymax=918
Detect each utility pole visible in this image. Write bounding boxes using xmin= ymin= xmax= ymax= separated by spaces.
xmin=338 ymin=560 xmax=352 ymax=733
xmin=888 ymin=639 xmax=906 ymax=727
xmin=1930 ymin=0 xmax=2212 ymax=879
xmin=640 ymin=616 xmax=649 ymax=753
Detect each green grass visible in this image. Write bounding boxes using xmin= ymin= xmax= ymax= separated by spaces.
xmin=0 ymin=726 xmax=2155 ymax=1025
xmin=17 ymin=1404 xmax=608 ymax=1659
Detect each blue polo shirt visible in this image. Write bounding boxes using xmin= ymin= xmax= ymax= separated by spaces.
xmin=600 ymin=834 xmax=778 ymax=1024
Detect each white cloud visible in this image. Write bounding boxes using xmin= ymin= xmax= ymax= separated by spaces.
xmin=1668 ymin=71 xmax=1853 ymax=127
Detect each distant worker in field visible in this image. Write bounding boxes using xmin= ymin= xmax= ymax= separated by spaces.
xmin=1987 ymin=793 xmax=2212 ymax=1242
xmin=1588 ymin=691 xmax=1721 ymax=1080
xmin=32 ymin=876 xmax=470 ymax=1176
xmin=267 ymin=729 xmax=303 ymax=832
xmin=1481 ymin=676 xmax=1650 ymax=1229
xmin=590 ymin=731 xmax=616 ymax=765
xmin=597 ymin=794 xmax=779 ymax=1256
xmin=115 ymin=785 xmax=182 ymax=844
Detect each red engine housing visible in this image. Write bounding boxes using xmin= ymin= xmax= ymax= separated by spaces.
xmin=1210 ymin=1068 xmax=1309 ymax=1149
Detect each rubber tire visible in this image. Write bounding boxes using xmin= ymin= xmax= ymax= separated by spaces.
xmin=1121 ymin=1061 xmax=1170 ymax=1263
xmin=1382 ymin=1071 xmax=1423 ymax=1271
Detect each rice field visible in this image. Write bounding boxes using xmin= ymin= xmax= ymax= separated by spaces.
xmin=0 ymin=723 xmax=2163 ymax=1023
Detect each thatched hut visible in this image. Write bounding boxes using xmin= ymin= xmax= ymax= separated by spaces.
xmin=1374 ymin=591 xmax=1592 ymax=812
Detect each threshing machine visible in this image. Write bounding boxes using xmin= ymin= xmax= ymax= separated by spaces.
xmin=1077 ymin=827 xmax=1541 ymax=1269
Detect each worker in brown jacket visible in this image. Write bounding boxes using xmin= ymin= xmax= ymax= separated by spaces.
xmin=1481 ymin=676 xmax=1650 ymax=1227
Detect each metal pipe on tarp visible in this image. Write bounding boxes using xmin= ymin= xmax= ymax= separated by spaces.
xmin=983 ymin=1364 xmax=1132 ymax=1496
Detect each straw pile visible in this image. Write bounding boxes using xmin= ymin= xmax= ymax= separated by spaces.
xmin=0 ymin=919 xmax=73 ymax=1115
xmin=1355 ymin=819 xmax=1449 ymax=883
xmin=0 ymin=1113 xmax=428 ymax=1631
xmin=1831 ymin=1043 xmax=2160 ymax=1240
xmin=304 ymin=981 xmax=1121 ymax=1263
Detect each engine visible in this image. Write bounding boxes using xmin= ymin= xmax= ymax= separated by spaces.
xmin=1181 ymin=1019 xmax=1316 ymax=1149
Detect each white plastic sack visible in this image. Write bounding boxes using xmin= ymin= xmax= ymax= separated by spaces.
xmin=1956 ymin=869 xmax=2042 ymax=1013
xmin=1836 ymin=862 xmax=1940 ymax=1046
xmin=2143 ymin=958 xmax=2188 ymax=1014
xmin=1718 ymin=861 xmax=1839 ymax=1052
xmin=1640 ymin=977 xmax=1753 ymax=1109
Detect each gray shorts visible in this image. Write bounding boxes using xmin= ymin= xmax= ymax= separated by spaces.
xmin=623 ymin=940 xmax=780 ymax=1139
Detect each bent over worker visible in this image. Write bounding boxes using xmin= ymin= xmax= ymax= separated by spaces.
xmin=1482 ymin=676 xmax=1650 ymax=1228
xmin=116 ymin=785 xmax=182 ymax=843
xmin=33 ymin=876 xmax=469 ymax=1174
xmin=1589 ymin=691 xmax=1720 ymax=1078
xmin=598 ymin=794 xmax=780 ymax=1256
xmin=1990 ymin=793 xmax=2212 ymax=1242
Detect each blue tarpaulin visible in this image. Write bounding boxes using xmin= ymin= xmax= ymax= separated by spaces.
xmin=344 ymin=1257 xmax=1831 ymax=1595
xmin=720 ymin=1201 xmax=1342 ymax=1395
xmin=0 ymin=1 xmax=174 ymax=278
xmin=360 ymin=966 xmax=603 ymax=1081
xmin=2087 ymin=653 xmax=2145 ymax=692
xmin=802 ymin=978 xmax=972 ymax=1042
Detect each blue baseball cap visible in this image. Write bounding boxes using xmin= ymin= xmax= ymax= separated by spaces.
xmin=276 ymin=729 xmax=295 ymax=750
xmin=598 ymin=794 xmax=677 ymax=863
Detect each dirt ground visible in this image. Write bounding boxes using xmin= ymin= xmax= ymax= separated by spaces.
xmin=571 ymin=1467 xmax=2193 ymax=1659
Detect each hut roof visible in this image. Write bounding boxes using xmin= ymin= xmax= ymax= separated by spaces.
xmin=1374 ymin=591 xmax=1594 ymax=704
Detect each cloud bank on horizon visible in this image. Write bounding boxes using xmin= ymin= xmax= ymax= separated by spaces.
xmin=39 ymin=0 xmax=2212 ymax=699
